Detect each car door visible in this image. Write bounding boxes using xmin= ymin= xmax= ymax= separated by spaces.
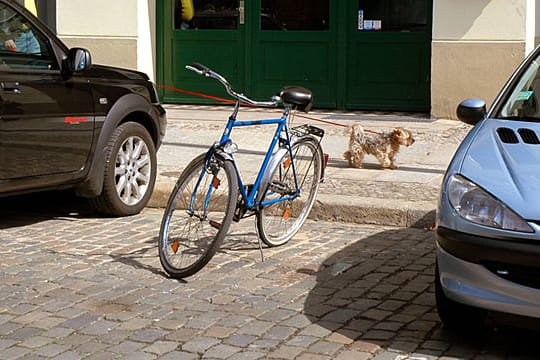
xmin=0 ymin=3 xmax=94 ymax=181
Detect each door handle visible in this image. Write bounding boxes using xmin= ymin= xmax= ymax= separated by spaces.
xmin=239 ymin=0 xmax=245 ymax=25
xmin=1 ymin=81 xmax=21 ymax=94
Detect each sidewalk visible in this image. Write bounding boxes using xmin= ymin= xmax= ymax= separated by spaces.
xmin=149 ymin=104 xmax=472 ymax=228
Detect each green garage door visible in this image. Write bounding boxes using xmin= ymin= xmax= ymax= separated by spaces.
xmin=156 ymin=0 xmax=431 ymax=111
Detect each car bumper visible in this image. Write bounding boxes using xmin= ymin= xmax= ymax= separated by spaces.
xmin=436 ymin=228 xmax=540 ymax=319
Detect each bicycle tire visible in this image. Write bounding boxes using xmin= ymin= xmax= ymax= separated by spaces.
xmin=256 ymin=137 xmax=323 ymax=247
xmin=158 ymin=153 xmax=238 ymax=278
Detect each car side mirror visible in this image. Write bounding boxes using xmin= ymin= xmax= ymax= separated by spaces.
xmin=456 ymin=98 xmax=486 ymax=125
xmin=65 ymin=47 xmax=92 ymax=73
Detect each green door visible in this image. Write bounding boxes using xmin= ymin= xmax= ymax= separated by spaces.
xmin=157 ymin=0 xmax=247 ymax=103
xmin=343 ymin=0 xmax=432 ymax=111
xmin=250 ymin=1 xmax=337 ymax=108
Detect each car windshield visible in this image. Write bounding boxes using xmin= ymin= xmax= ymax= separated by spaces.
xmin=499 ymin=55 xmax=540 ymax=121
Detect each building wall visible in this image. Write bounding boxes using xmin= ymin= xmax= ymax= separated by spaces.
xmin=55 ymin=0 xmax=156 ymax=80
xmin=431 ymin=0 xmax=531 ymax=119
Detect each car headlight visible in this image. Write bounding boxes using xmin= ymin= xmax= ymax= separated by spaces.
xmin=447 ymin=174 xmax=533 ymax=233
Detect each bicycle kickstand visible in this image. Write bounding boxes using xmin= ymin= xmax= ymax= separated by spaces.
xmin=257 ymin=236 xmax=265 ymax=262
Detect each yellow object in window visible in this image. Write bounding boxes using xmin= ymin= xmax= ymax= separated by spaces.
xmin=180 ymin=0 xmax=194 ymax=21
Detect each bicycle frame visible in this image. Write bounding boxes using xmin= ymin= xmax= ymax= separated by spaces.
xmin=189 ymin=101 xmax=302 ymax=218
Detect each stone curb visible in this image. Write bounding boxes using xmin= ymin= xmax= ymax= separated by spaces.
xmin=148 ymin=180 xmax=436 ymax=229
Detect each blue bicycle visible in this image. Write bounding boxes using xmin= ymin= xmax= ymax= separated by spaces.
xmin=158 ymin=63 xmax=325 ymax=278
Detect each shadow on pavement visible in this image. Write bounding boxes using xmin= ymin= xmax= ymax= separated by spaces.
xmin=302 ymin=227 xmax=539 ymax=358
xmin=0 ymin=190 xmax=99 ymax=229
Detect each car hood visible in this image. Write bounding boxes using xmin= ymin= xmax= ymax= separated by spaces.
xmin=460 ymin=119 xmax=540 ymax=220
xmin=85 ymin=64 xmax=150 ymax=81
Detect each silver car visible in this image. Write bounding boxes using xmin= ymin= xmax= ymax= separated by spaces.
xmin=435 ymin=46 xmax=540 ymax=330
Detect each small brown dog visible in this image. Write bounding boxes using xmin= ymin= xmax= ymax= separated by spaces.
xmin=343 ymin=124 xmax=415 ymax=169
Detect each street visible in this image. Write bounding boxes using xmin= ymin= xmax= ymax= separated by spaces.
xmin=0 ymin=192 xmax=538 ymax=360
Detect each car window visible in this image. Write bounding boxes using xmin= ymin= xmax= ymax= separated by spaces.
xmin=500 ymin=56 xmax=540 ymax=120
xmin=0 ymin=4 xmax=57 ymax=70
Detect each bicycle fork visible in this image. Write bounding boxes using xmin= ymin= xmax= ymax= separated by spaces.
xmin=188 ymin=148 xmax=226 ymax=230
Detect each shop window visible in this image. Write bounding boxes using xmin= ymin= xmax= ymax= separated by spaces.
xmin=357 ymin=0 xmax=429 ymax=32
xmin=261 ymin=0 xmax=329 ymax=31
xmin=175 ymin=0 xmax=238 ymax=30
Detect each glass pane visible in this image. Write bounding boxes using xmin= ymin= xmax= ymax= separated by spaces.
xmin=500 ymin=56 xmax=540 ymax=119
xmin=261 ymin=0 xmax=329 ymax=31
xmin=0 ymin=4 xmax=56 ymax=70
xmin=357 ymin=0 xmax=429 ymax=32
xmin=175 ymin=0 xmax=238 ymax=30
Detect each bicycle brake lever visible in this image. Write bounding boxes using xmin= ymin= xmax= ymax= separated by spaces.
xmin=187 ymin=62 xmax=211 ymax=76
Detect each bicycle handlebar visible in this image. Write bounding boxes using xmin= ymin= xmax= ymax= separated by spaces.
xmin=186 ymin=63 xmax=279 ymax=108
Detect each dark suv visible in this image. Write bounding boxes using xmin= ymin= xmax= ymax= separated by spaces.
xmin=0 ymin=1 xmax=166 ymax=216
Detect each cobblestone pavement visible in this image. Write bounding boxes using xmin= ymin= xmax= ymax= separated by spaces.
xmin=0 ymin=193 xmax=538 ymax=360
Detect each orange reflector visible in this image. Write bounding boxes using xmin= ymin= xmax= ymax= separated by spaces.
xmin=282 ymin=207 xmax=291 ymax=219
xmin=171 ymin=240 xmax=179 ymax=254
xmin=212 ymin=177 xmax=221 ymax=189
xmin=283 ymin=157 xmax=291 ymax=169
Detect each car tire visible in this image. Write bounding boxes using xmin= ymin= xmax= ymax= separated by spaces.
xmin=89 ymin=122 xmax=157 ymax=216
xmin=435 ymin=261 xmax=487 ymax=332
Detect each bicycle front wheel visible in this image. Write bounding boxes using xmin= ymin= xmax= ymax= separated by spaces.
xmin=159 ymin=153 xmax=238 ymax=278
xmin=256 ymin=137 xmax=323 ymax=247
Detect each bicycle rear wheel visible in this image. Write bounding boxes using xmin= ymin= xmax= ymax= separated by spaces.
xmin=256 ymin=137 xmax=323 ymax=247
xmin=159 ymin=153 xmax=238 ymax=278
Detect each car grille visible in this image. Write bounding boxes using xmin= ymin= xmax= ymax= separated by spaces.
xmin=497 ymin=127 xmax=540 ymax=144
xmin=483 ymin=261 xmax=540 ymax=289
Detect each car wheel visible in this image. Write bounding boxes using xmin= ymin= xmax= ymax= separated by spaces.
xmin=89 ymin=122 xmax=157 ymax=216
xmin=435 ymin=261 xmax=487 ymax=332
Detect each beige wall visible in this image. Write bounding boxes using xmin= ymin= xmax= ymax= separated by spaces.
xmin=432 ymin=0 xmax=531 ymax=119
xmin=432 ymin=42 xmax=524 ymax=119
xmin=55 ymin=0 xmax=156 ymax=79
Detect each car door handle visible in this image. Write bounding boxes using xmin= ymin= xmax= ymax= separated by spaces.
xmin=1 ymin=82 xmax=21 ymax=94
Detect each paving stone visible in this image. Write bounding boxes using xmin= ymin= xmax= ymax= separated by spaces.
xmin=130 ymin=329 xmax=168 ymax=343
xmin=182 ymin=337 xmax=220 ymax=354
xmin=142 ymin=340 xmax=178 ymax=355
xmin=308 ymin=340 xmax=344 ymax=356
xmin=263 ymin=325 xmax=296 ymax=341
xmin=334 ymin=350 xmax=372 ymax=360
xmin=108 ymin=341 xmax=145 ymax=354
xmin=79 ymin=319 xmax=119 ymax=336
xmin=157 ymin=351 xmax=198 ymax=360
xmin=223 ymin=334 xmax=257 ymax=347
xmin=202 ymin=344 xmax=241 ymax=359
xmin=227 ymin=350 xmax=265 ymax=360
xmin=238 ymin=320 xmax=274 ymax=336
xmin=34 ymin=343 xmax=71 ymax=357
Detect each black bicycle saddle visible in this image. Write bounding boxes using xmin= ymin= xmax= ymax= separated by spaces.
xmin=279 ymin=86 xmax=313 ymax=113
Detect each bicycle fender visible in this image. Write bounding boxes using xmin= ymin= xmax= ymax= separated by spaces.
xmin=256 ymin=146 xmax=289 ymax=204
xmin=213 ymin=147 xmax=234 ymax=162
